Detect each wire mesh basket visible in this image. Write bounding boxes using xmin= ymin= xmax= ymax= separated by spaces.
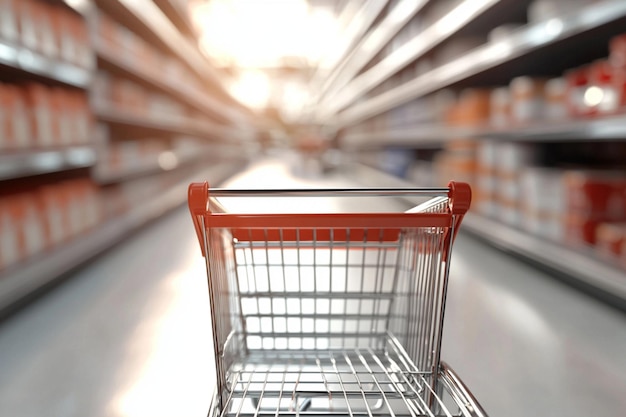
xmin=188 ymin=182 xmax=486 ymax=417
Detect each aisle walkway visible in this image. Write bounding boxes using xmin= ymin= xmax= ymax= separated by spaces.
xmin=0 ymin=157 xmax=624 ymax=417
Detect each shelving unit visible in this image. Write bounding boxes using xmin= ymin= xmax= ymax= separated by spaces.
xmin=343 ymin=114 xmax=626 ymax=148
xmin=331 ymin=0 xmax=626 ymax=128
xmin=0 ymin=147 xmax=96 ymax=180
xmin=343 ymin=163 xmax=626 ymax=306
xmin=0 ymin=38 xmax=92 ymax=88
xmin=0 ymin=0 xmax=255 ymax=313
xmin=0 ymin=163 xmax=245 ymax=314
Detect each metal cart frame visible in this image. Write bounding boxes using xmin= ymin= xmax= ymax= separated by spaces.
xmin=189 ymin=181 xmax=486 ymax=417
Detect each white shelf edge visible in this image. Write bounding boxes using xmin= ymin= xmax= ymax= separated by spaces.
xmin=317 ymin=0 xmax=430 ymax=102
xmin=342 ymin=115 xmax=626 ymax=148
xmin=462 ymin=214 xmax=626 ymax=301
xmin=0 ymin=163 xmax=242 ymax=313
xmin=310 ymin=0 xmax=390 ymax=100
xmin=96 ymin=43 xmax=237 ymax=125
xmin=0 ymin=146 xmax=96 ymax=181
xmin=320 ymin=0 xmax=499 ymax=116
xmin=93 ymin=148 xmax=213 ymax=184
xmin=0 ymin=39 xmax=92 ymax=88
xmin=334 ymin=0 xmax=626 ymax=128
xmin=343 ymin=163 xmax=626 ymax=302
xmin=113 ymin=0 xmax=246 ymax=126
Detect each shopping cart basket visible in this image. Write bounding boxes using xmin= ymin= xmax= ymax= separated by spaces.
xmin=188 ymin=181 xmax=486 ymax=417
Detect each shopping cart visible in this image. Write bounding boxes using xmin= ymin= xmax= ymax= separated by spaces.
xmin=188 ymin=181 xmax=486 ymax=417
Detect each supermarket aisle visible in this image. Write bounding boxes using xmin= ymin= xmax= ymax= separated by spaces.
xmin=0 ymin=157 xmax=625 ymax=417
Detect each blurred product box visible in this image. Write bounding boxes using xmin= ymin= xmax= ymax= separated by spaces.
xmin=450 ymin=89 xmax=491 ymax=126
xmin=17 ymin=0 xmax=42 ymax=54
xmin=0 ymin=0 xmax=19 ymax=42
xmin=564 ymin=171 xmax=626 ymax=221
xmin=521 ymin=168 xmax=565 ymax=241
xmin=565 ymin=215 xmax=600 ymax=245
xmin=566 ymin=65 xmax=592 ymax=117
xmin=22 ymin=83 xmax=55 ymax=147
xmin=489 ymin=87 xmax=510 ymax=128
xmin=495 ymin=142 xmax=537 ymax=172
xmin=38 ymin=185 xmax=67 ymax=246
xmin=545 ymin=77 xmax=568 ymax=121
xmin=0 ymin=198 xmax=21 ymax=270
xmin=510 ymin=76 xmax=546 ymax=124
xmin=596 ymin=223 xmax=626 ymax=262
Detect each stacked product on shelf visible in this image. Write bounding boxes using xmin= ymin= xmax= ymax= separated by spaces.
xmin=0 ymin=180 xmax=102 ymax=271
xmin=0 ymin=83 xmax=91 ymax=150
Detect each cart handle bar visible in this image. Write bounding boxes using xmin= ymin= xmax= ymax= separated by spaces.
xmin=189 ymin=181 xmax=471 ymax=257
xmin=206 ymin=187 xmax=450 ymax=197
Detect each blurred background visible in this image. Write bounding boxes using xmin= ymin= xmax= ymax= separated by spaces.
xmin=0 ymin=0 xmax=625 ymax=416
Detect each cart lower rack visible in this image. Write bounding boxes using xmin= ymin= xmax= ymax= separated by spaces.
xmin=189 ymin=182 xmax=486 ymax=417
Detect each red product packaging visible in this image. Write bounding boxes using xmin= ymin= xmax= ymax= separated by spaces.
xmin=564 ymin=171 xmax=626 ymax=221
xmin=565 ymin=215 xmax=600 ymax=246
xmin=22 ymin=83 xmax=55 ymax=147
xmin=51 ymin=7 xmax=76 ymax=65
xmin=596 ymin=222 xmax=626 ymax=259
xmin=609 ymin=33 xmax=626 ymax=69
xmin=588 ymin=60 xmax=621 ymax=116
xmin=565 ymin=65 xmax=591 ymax=118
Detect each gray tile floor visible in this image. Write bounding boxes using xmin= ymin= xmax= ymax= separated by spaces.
xmin=1 ymin=158 xmax=625 ymax=416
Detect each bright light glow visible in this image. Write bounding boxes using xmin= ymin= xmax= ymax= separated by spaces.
xmin=545 ymin=18 xmax=564 ymax=37
xmin=584 ymin=86 xmax=604 ymax=107
xmin=229 ymin=71 xmax=271 ymax=109
xmin=194 ymin=0 xmax=340 ymax=68
xmin=157 ymin=151 xmax=179 ymax=171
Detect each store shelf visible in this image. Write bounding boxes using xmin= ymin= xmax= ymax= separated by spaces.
xmin=0 ymin=146 xmax=96 ymax=181
xmin=153 ymin=0 xmax=197 ymax=39
xmin=96 ymin=43 xmax=231 ymax=125
xmin=0 ymin=162 xmax=244 ymax=314
xmin=318 ymin=0 xmax=430 ymax=101
xmin=462 ymin=214 xmax=626 ymax=303
xmin=343 ymin=114 xmax=626 ymax=149
xmin=333 ymin=0 xmax=626 ymax=128
xmin=311 ymin=0 xmax=389 ymax=99
xmin=95 ymin=105 xmax=255 ymax=144
xmin=320 ymin=0 xmax=499 ymax=115
xmin=343 ymin=163 xmax=626 ymax=304
xmin=481 ymin=114 xmax=626 ymax=141
xmin=342 ymin=125 xmax=472 ymax=149
xmin=62 ymin=0 xmax=92 ymax=15
xmin=93 ymin=149 xmax=214 ymax=185
xmin=0 ymin=39 xmax=91 ymax=88
xmin=96 ymin=0 xmax=245 ymax=125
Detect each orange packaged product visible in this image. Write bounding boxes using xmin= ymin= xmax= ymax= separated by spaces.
xmin=75 ymin=92 xmax=92 ymax=144
xmin=595 ymin=222 xmax=626 ymax=259
xmin=17 ymin=0 xmax=39 ymax=52
xmin=0 ymin=197 xmax=22 ymax=270
xmin=545 ymin=77 xmax=568 ymax=121
xmin=36 ymin=2 xmax=57 ymax=58
xmin=71 ymin=14 xmax=92 ymax=69
xmin=22 ymin=83 xmax=55 ymax=147
xmin=51 ymin=8 xmax=76 ymax=65
xmin=3 ymin=85 xmax=31 ymax=149
xmin=0 ymin=0 xmax=19 ymax=42
xmin=0 ymin=83 xmax=10 ymax=150
xmin=510 ymin=76 xmax=546 ymax=124
xmin=564 ymin=214 xmax=600 ymax=246
xmin=489 ymin=87 xmax=510 ymax=128
xmin=9 ymin=193 xmax=46 ymax=260
xmin=456 ymin=89 xmax=491 ymax=127
xmin=51 ymin=88 xmax=72 ymax=145
xmin=38 ymin=185 xmax=68 ymax=246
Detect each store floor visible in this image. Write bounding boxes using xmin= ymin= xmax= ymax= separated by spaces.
xmin=1 ymin=157 xmax=625 ymax=417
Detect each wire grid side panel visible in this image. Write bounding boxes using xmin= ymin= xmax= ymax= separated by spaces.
xmin=387 ymin=226 xmax=448 ymax=378
xmin=206 ymin=227 xmax=247 ymax=406
xmin=234 ymin=227 xmax=403 ymax=352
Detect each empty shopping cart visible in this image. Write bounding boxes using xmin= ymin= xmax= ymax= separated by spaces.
xmin=188 ymin=181 xmax=486 ymax=417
